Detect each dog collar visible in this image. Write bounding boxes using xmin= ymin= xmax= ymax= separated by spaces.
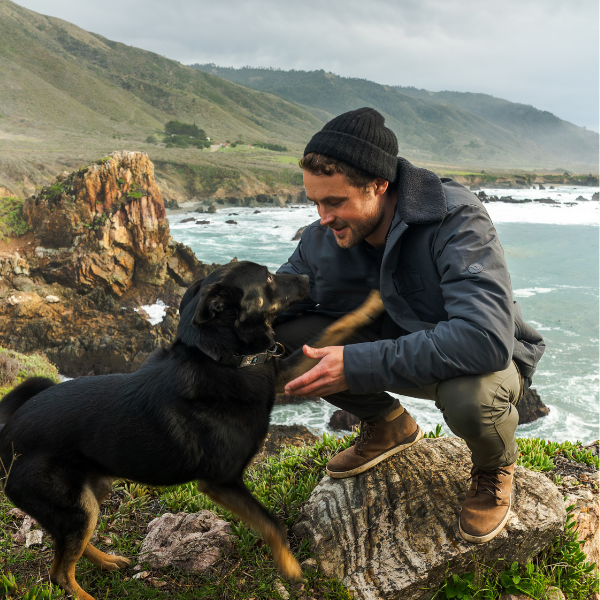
xmin=218 ymin=342 xmax=285 ymax=368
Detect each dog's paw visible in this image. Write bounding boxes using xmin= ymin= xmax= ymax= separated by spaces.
xmin=107 ymin=555 xmax=131 ymax=570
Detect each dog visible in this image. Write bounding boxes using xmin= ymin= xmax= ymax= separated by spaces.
xmin=0 ymin=260 xmax=384 ymax=600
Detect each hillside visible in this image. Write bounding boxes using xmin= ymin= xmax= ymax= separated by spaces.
xmin=191 ymin=65 xmax=598 ymax=171
xmin=0 ymin=0 xmax=319 ymax=197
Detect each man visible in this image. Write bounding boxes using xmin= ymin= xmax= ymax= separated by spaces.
xmin=275 ymin=107 xmax=545 ymax=544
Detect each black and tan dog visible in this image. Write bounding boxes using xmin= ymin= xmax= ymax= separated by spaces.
xmin=0 ymin=260 xmax=384 ymax=600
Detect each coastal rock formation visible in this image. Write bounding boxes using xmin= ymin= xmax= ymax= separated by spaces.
xmin=293 ymin=437 xmax=566 ymax=600
xmin=254 ymin=424 xmax=319 ymax=462
xmin=328 ymin=409 xmax=360 ymax=431
xmin=138 ymin=511 xmax=233 ymax=573
xmin=517 ymin=388 xmax=550 ymax=424
xmin=565 ymin=486 xmax=599 ymax=567
xmin=22 ymin=152 xmax=204 ymax=295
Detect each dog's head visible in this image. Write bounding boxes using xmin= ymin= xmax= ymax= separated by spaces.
xmin=177 ymin=261 xmax=309 ymax=353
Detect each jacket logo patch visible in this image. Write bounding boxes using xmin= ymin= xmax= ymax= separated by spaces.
xmin=468 ymin=263 xmax=484 ymax=274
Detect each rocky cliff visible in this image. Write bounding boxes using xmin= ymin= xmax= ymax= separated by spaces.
xmin=22 ymin=151 xmax=203 ymax=296
xmin=0 ymin=152 xmax=218 ymax=375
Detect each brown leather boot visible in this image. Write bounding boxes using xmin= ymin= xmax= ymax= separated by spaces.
xmin=325 ymin=406 xmax=422 ymax=478
xmin=458 ymin=462 xmax=515 ymax=544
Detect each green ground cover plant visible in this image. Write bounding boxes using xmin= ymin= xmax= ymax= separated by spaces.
xmin=0 ymin=197 xmax=30 ymax=242
xmin=0 ymin=416 xmax=597 ymax=599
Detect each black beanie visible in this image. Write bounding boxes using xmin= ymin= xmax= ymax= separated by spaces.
xmin=304 ymin=107 xmax=398 ymax=182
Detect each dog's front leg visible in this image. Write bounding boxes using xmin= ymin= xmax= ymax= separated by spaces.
xmin=275 ymin=290 xmax=385 ymax=393
xmin=198 ymin=479 xmax=301 ymax=580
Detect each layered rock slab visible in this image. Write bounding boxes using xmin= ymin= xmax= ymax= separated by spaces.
xmin=293 ymin=437 xmax=566 ymax=600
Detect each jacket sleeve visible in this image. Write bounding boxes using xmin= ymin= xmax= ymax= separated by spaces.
xmin=344 ymin=204 xmax=515 ymax=394
xmin=275 ymin=230 xmax=318 ymax=322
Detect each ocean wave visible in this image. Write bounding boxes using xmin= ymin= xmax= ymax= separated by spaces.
xmin=513 ymin=287 xmax=554 ymax=298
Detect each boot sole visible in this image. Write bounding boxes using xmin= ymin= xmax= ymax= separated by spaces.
xmin=458 ymin=495 xmax=512 ymax=544
xmin=326 ymin=427 xmax=423 ymax=479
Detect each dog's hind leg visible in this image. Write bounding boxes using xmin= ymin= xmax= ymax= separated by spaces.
xmin=198 ymin=479 xmax=302 ymax=580
xmin=82 ymin=476 xmax=130 ymax=571
xmin=4 ymin=458 xmax=100 ymax=600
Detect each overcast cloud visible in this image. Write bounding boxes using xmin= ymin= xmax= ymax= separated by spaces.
xmin=13 ymin=0 xmax=600 ymax=131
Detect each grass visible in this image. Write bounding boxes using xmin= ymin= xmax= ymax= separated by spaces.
xmin=0 ymin=347 xmax=60 ymax=398
xmin=0 ymin=197 xmax=30 ymax=242
xmin=0 ymin=421 xmax=597 ymax=600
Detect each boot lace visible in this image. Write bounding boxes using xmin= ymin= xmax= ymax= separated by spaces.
xmin=469 ymin=466 xmax=510 ymax=500
xmin=351 ymin=421 xmax=374 ymax=452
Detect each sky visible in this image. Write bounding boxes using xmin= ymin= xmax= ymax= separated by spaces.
xmin=13 ymin=0 xmax=600 ymax=132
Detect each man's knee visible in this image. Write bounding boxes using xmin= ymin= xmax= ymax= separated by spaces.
xmin=435 ymin=376 xmax=491 ymax=439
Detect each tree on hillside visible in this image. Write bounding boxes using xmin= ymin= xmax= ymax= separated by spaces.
xmin=164 ymin=120 xmax=207 ymax=140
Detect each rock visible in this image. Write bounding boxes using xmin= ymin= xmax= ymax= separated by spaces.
xmin=274 ymin=580 xmax=290 ymax=599
xmin=470 ymin=185 xmax=481 ymax=191
xmin=500 ymin=595 xmax=529 ymax=600
xmin=13 ymin=515 xmax=37 ymax=543
xmin=164 ymin=199 xmax=179 ymax=210
xmin=293 ymin=437 xmax=566 ymax=600
xmin=25 ymin=529 xmax=44 ymax=547
xmin=274 ymin=393 xmax=320 ymax=405
xmin=45 ymin=295 xmax=60 ymax=303
xmin=207 ymin=204 xmax=217 ymax=213
xmin=565 ymin=486 xmax=599 ymax=566
xmin=539 ymin=184 xmax=546 ymax=190
xmin=575 ymin=195 xmax=589 ymax=201
xmin=301 ymin=558 xmax=318 ymax=574
xmin=550 ymin=186 xmax=555 ymax=189
xmin=255 ymin=424 xmax=319 ymax=461
xmin=328 ymin=409 xmax=360 ymax=431
xmin=180 ymin=218 xmax=195 ymax=223
xmin=535 ymin=197 xmax=559 ymax=204
xmin=7 ymin=508 xmax=27 ymax=519
xmin=545 ymin=587 xmax=565 ymax=600
xmin=517 ymin=388 xmax=550 ymax=424
xmin=593 ymin=192 xmax=599 ymax=201
xmin=139 ymin=511 xmax=233 ymax=573
xmin=254 ymin=210 xmax=261 ymax=214
xmin=225 ymin=220 xmax=237 ymax=224
xmin=12 ymin=275 xmax=35 ymax=291
xmin=195 ymin=220 xmax=210 ymax=225
xmin=292 ymin=226 xmax=309 ymax=241
xmin=21 ymin=152 xmax=205 ymax=296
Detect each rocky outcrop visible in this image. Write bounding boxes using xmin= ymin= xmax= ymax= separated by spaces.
xmin=138 ymin=511 xmax=233 ymax=572
xmin=328 ymin=409 xmax=360 ymax=431
xmin=292 ymin=226 xmax=309 ymax=241
xmin=22 ymin=152 xmax=205 ymax=296
xmin=293 ymin=437 xmax=566 ymax=600
xmin=517 ymin=388 xmax=550 ymax=424
xmin=254 ymin=424 xmax=319 ymax=462
xmin=565 ymin=486 xmax=599 ymax=567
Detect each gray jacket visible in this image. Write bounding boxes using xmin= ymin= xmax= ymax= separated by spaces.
xmin=277 ymin=158 xmax=545 ymax=394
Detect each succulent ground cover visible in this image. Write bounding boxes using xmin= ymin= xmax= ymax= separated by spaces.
xmin=1 ymin=421 xmax=597 ymax=600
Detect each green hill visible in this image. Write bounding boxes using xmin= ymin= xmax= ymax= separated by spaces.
xmin=191 ymin=65 xmax=598 ymax=170
xmin=0 ymin=0 xmax=320 ymax=197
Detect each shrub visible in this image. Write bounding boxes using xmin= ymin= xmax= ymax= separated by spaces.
xmin=145 ymin=135 xmax=158 ymax=144
xmin=0 ymin=347 xmax=60 ymax=398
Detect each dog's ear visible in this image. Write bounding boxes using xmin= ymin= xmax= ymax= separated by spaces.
xmin=193 ymin=283 xmax=241 ymax=325
xmin=179 ymin=277 xmax=205 ymax=315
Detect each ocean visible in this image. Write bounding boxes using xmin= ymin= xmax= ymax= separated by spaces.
xmin=167 ymin=185 xmax=599 ymax=444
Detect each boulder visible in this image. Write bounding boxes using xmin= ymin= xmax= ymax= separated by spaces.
xmin=293 ymin=437 xmax=566 ymax=600
xmin=593 ymin=192 xmax=599 ymax=201
xmin=22 ymin=152 xmax=205 ymax=295
xmin=517 ymin=388 xmax=550 ymax=424
xmin=328 ymin=409 xmax=360 ymax=431
xmin=138 ymin=511 xmax=233 ymax=573
xmin=254 ymin=424 xmax=319 ymax=461
xmin=564 ymin=487 xmax=599 ymax=567
xmin=292 ymin=226 xmax=308 ymax=241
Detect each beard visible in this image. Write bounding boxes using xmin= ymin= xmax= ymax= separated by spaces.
xmin=330 ymin=209 xmax=387 ymax=249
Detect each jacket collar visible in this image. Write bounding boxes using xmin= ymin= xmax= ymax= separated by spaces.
xmin=394 ymin=157 xmax=447 ymax=225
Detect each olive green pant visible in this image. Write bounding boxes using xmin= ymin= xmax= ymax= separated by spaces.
xmin=275 ymin=312 xmax=523 ymax=469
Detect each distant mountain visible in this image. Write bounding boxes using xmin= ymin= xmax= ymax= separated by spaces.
xmin=191 ymin=65 xmax=598 ymax=170
xmin=0 ymin=0 xmax=320 ymax=144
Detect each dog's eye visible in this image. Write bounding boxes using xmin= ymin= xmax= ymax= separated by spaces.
xmin=267 ymin=274 xmax=274 ymax=283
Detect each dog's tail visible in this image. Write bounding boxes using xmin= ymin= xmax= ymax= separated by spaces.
xmin=0 ymin=377 xmax=57 ymax=432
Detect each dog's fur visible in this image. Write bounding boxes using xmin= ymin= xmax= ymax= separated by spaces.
xmin=0 ymin=260 xmax=384 ymax=600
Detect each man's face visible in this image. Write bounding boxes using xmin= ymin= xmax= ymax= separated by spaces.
xmin=303 ymin=170 xmax=389 ymax=249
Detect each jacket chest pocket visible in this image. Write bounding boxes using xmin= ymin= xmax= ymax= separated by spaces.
xmin=393 ymin=271 xmax=424 ymax=296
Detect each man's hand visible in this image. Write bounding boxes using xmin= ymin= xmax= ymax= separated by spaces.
xmin=284 ymin=345 xmax=348 ymax=397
